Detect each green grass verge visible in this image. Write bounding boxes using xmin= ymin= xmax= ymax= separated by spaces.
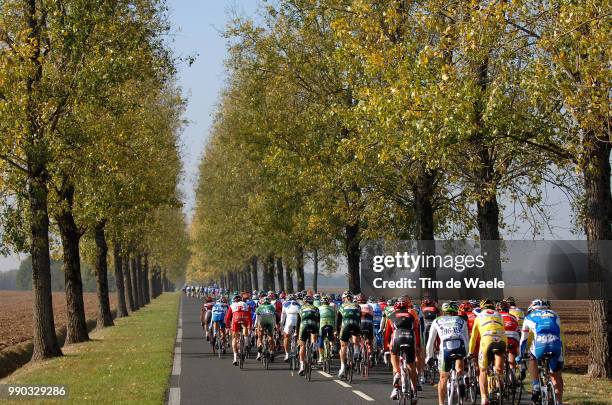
xmin=1 ymin=293 xmax=179 ymax=405
xmin=564 ymin=373 xmax=612 ymax=405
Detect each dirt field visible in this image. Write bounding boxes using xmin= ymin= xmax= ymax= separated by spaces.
xmin=0 ymin=291 xmax=117 ymax=351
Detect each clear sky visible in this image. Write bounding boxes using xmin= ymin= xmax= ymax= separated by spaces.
xmin=169 ymin=0 xmax=261 ymax=216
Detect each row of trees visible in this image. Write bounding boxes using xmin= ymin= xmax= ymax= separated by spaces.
xmin=0 ymin=0 xmax=189 ymax=361
xmin=190 ymin=1 xmax=610 ymax=377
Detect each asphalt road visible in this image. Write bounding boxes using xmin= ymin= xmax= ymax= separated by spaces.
xmin=168 ymin=295 xmax=523 ymax=405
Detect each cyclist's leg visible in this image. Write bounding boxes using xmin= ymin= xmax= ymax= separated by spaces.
xmin=478 ymin=338 xmax=492 ymax=399
xmin=549 ymin=347 xmax=564 ymax=403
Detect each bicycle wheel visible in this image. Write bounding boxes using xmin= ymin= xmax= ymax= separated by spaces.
xmin=513 ymin=367 xmax=523 ymax=405
xmin=347 ymin=343 xmax=354 ymax=383
xmin=546 ymin=379 xmax=557 ymax=405
xmin=362 ymin=341 xmax=370 ymax=378
xmin=239 ymin=335 xmax=245 ymax=369
xmin=306 ymin=341 xmax=313 ymax=381
xmin=467 ymin=364 xmax=479 ymax=405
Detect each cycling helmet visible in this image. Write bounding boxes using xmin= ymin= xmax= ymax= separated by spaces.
xmin=288 ymin=293 xmax=296 ymax=301
xmin=304 ymin=295 xmax=314 ymax=304
xmin=313 ymin=293 xmax=321 ymax=300
xmin=206 ymin=296 xmax=213 ymax=303
xmin=367 ymin=296 xmax=375 ymax=303
xmin=394 ymin=300 xmax=409 ymax=311
xmin=469 ymin=299 xmax=479 ymax=308
xmin=280 ymin=292 xmax=287 ymax=299
xmin=296 ymin=292 xmax=304 ymax=299
xmin=459 ymin=301 xmax=473 ymax=312
xmin=267 ymin=291 xmax=277 ymax=300
xmin=258 ymin=292 xmax=266 ymax=299
xmin=232 ymin=295 xmax=241 ymax=302
xmin=528 ymin=299 xmax=550 ymax=312
xmin=262 ymin=297 xmax=271 ymax=305
xmin=479 ymin=299 xmax=495 ymax=310
xmin=422 ymin=298 xmax=434 ymax=306
xmin=355 ymin=293 xmax=366 ymax=303
xmin=219 ymin=296 xmax=228 ymax=304
xmin=441 ymin=301 xmax=459 ymax=314
xmin=387 ymin=298 xmax=396 ymax=306
xmin=252 ymin=290 xmax=258 ymax=296
xmin=496 ymin=300 xmax=510 ymax=312
xmin=342 ymin=291 xmax=353 ymax=301
xmin=504 ymin=296 xmax=517 ymax=306
xmin=321 ymin=295 xmax=330 ymax=304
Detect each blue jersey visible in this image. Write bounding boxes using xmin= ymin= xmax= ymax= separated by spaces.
xmin=370 ymin=303 xmax=382 ymax=329
xmin=245 ymin=299 xmax=257 ymax=321
xmin=211 ymin=302 xmax=228 ymax=322
xmin=520 ymin=309 xmax=563 ymax=371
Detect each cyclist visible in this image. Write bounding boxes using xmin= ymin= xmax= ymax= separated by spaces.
xmin=384 ymin=297 xmax=420 ymax=401
xmin=255 ymin=296 xmax=278 ymax=361
xmin=421 ymin=296 xmax=440 ymax=344
xmin=281 ymin=293 xmax=301 ymax=362
xmin=356 ymin=293 xmax=374 ymax=364
xmin=201 ymin=296 xmax=215 ymax=341
xmin=497 ymin=299 xmax=520 ymax=372
xmin=505 ymin=296 xmax=525 ymax=328
xmin=336 ymin=291 xmax=361 ymax=378
xmin=225 ymin=294 xmax=252 ymax=366
xmin=517 ymin=299 xmax=564 ymax=404
xmin=297 ymin=295 xmax=320 ymax=375
xmin=426 ymin=301 xmax=469 ymax=405
xmin=468 ymin=298 xmax=507 ymax=404
xmin=313 ymin=293 xmax=322 ymax=307
xmin=378 ymin=296 xmax=388 ymax=311
xmin=317 ymin=295 xmax=337 ymax=365
xmin=369 ymin=296 xmax=383 ymax=358
xmin=211 ymin=296 xmax=229 ymax=354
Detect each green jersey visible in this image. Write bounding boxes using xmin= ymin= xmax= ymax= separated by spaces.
xmin=256 ymin=303 xmax=276 ymax=319
xmin=299 ymin=303 xmax=320 ymax=323
xmin=318 ymin=303 xmax=336 ymax=328
xmin=313 ymin=300 xmax=321 ymax=308
xmin=339 ymin=302 xmax=361 ymax=324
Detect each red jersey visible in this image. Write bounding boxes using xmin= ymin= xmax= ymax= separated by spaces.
xmin=379 ymin=302 xmax=387 ymax=311
xmin=383 ymin=309 xmax=420 ymax=351
xmin=499 ymin=311 xmax=520 ymax=350
xmin=225 ymin=301 xmax=252 ymax=332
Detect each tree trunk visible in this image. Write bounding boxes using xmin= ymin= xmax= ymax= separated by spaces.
xmin=413 ymin=166 xmax=437 ymax=300
xmin=130 ymin=255 xmax=141 ymax=309
xmin=123 ymin=251 xmax=135 ymax=311
xmin=28 ymin=170 xmax=62 ymax=359
xmin=344 ymin=223 xmax=361 ymax=293
xmin=24 ymin=0 xmax=62 ymax=361
xmin=94 ymin=221 xmax=114 ymax=328
xmin=285 ymin=263 xmax=294 ymax=293
xmin=56 ymin=185 xmax=89 ymax=344
xmin=137 ymin=254 xmax=146 ymax=306
xmin=162 ymin=269 xmax=169 ymax=292
xmin=295 ymin=247 xmax=305 ymax=292
xmin=276 ymin=257 xmax=285 ymax=292
xmin=312 ymin=250 xmax=319 ymax=293
xmin=250 ymin=256 xmax=259 ymax=290
xmin=583 ymin=135 xmax=612 ymax=378
xmin=113 ymin=243 xmax=128 ymax=317
xmin=266 ymin=254 xmax=276 ymax=292
xmin=143 ymin=254 xmax=150 ymax=304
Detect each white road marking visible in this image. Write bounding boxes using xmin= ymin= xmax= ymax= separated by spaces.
xmin=172 ymin=344 xmax=181 ymax=376
xmin=168 ymin=387 xmax=180 ymax=405
xmin=177 ymin=328 xmax=182 ymax=342
xmin=317 ymin=371 xmax=333 ymax=378
xmin=353 ymin=390 xmax=375 ymax=401
xmin=334 ymin=379 xmax=352 ymax=388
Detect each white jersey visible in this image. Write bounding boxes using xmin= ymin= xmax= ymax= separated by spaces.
xmin=281 ymin=300 xmax=301 ymax=334
xmin=426 ymin=315 xmax=469 ymax=362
